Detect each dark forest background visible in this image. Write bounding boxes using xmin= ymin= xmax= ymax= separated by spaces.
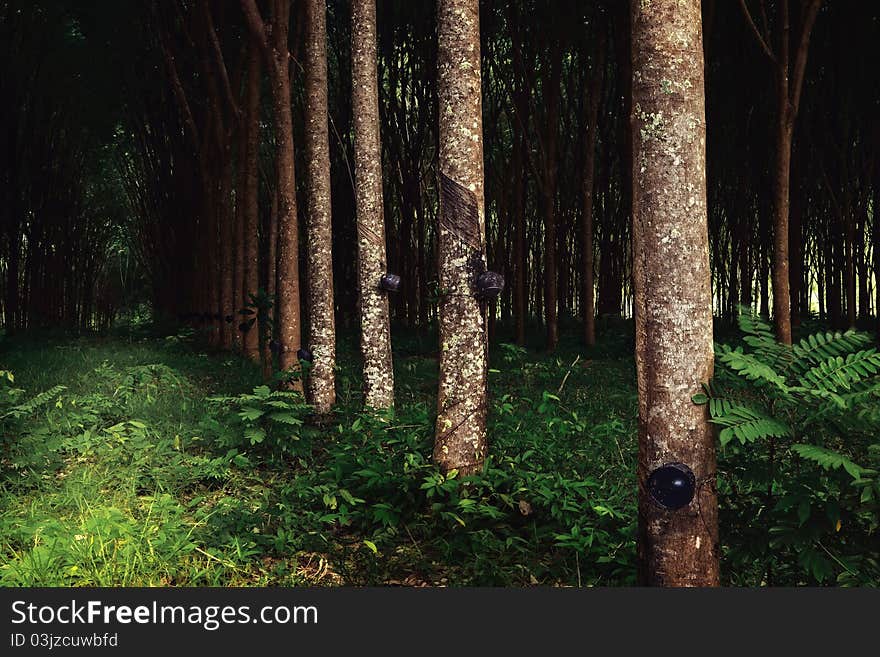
xmin=2 ymin=1 xmax=877 ymax=343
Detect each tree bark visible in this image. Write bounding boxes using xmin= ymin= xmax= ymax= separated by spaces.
xmin=417 ymin=201 xmax=428 ymax=329
xmin=581 ymin=31 xmax=605 ymax=347
xmin=352 ymin=0 xmax=394 ymax=409
xmin=738 ymin=212 xmax=751 ymax=309
xmin=5 ymin=225 xmax=19 ymax=332
xmin=875 ymin=130 xmax=880 ymax=342
xmin=269 ymin=6 xmax=302 ymax=386
xmin=857 ymin=205 xmax=868 ymax=322
xmin=242 ymin=43 xmax=262 ymax=361
xmin=542 ymin=41 xmax=562 ymax=352
xmin=219 ymin=151 xmax=236 ymax=350
xmin=772 ymin=94 xmax=794 ymax=343
xmin=875 ymin=218 xmax=880 ymax=342
xmin=760 ymin=218 xmax=770 ymax=317
xmin=262 ymin=186 xmax=279 ymax=382
xmin=234 ymin=118 xmax=246 ymax=349
xmin=825 ymin=232 xmax=841 ymax=327
xmin=433 ymin=0 xmax=488 ymax=476
xmin=631 ymin=0 xmax=719 ymax=586
xmin=507 ymin=7 xmax=527 ymax=346
xmin=241 ymin=0 xmax=302 ymax=388
xmin=197 ymin=0 xmax=239 ymax=351
xmin=303 ymin=0 xmax=337 ymax=414
xmin=789 ymin=150 xmax=803 ymax=328
xmin=845 ymin=207 xmax=857 ymax=329
xmin=512 ymin=127 xmax=526 ymax=345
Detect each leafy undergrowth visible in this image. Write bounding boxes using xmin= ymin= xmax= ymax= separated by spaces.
xmin=702 ymin=312 xmax=880 ymax=585
xmin=0 ymin=327 xmax=637 ymax=586
xmin=0 ymin=318 xmax=877 ymax=586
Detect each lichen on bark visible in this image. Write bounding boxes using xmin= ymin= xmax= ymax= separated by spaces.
xmin=434 ymin=0 xmax=489 ymax=476
xmin=631 ymin=0 xmax=719 ymax=586
xmin=352 ymin=0 xmax=394 ymax=409
xmin=304 ymin=0 xmax=336 ymax=414
xmin=242 ymin=43 xmax=261 ymax=362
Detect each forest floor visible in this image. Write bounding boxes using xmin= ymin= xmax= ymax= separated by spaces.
xmin=1 ymin=319 xmax=877 ymax=586
xmin=0 ymin=323 xmax=639 ymax=586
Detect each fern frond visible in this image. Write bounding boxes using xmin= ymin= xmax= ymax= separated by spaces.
xmin=791 ymin=330 xmax=873 ymax=373
xmin=737 ymin=310 xmax=774 ymax=341
xmin=799 ymin=350 xmax=880 ymax=394
xmin=855 ymin=392 xmax=880 ymax=424
xmin=791 ymin=385 xmax=848 ymax=412
xmin=791 ymin=443 xmax=867 ymax=480
xmin=2 ymin=385 xmax=66 ymax=419
xmin=716 ymin=345 xmax=790 ymax=393
xmin=707 ymin=398 xmax=791 ymax=446
xmin=737 ymin=309 xmax=791 ymax=365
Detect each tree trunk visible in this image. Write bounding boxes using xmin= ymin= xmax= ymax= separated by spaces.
xmin=402 ymin=177 xmax=418 ymax=328
xmin=728 ymin=210 xmax=741 ymax=320
xmin=220 ymin=151 xmax=236 ymax=350
xmin=843 ymin=186 xmax=857 ymax=328
xmin=271 ymin=10 xmax=302 ymax=386
xmin=615 ymin=3 xmax=633 ymax=322
xmin=857 ymin=206 xmax=868 ymax=322
xmin=789 ymin=153 xmax=803 ymax=329
xmin=5 ymin=225 xmax=19 ymax=332
xmin=557 ymin=213 xmax=569 ymax=322
xmin=242 ymin=43 xmax=262 ymax=361
xmin=304 ymin=0 xmax=337 ymax=414
xmin=754 ymin=0 xmax=820 ymax=341
xmin=738 ymin=215 xmax=751 ymax=309
xmin=204 ymin=178 xmax=222 ymax=346
xmin=875 ymin=134 xmax=880 ymax=343
xmin=262 ymin=186 xmax=279 ymax=382
xmin=512 ymin=128 xmax=526 ymax=345
xmin=241 ymin=0 xmax=302 ymax=388
xmin=417 ymin=203 xmax=428 ymax=329
xmin=543 ymin=41 xmax=562 ymax=351
xmin=234 ymin=118 xmax=246 ymax=350
xmin=772 ymin=111 xmax=794 ymax=344
xmin=581 ymin=32 xmax=605 ymax=347
xmin=817 ymin=247 xmax=825 ymax=320
xmin=826 ymin=233 xmax=841 ymax=327
xmin=352 ymin=0 xmax=394 ymax=409
xmin=433 ymin=0 xmax=488 ymax=476
xmin=739 ymin=0 xmax=822 ymax=343
xmin=760 ymin=230 xmax=770 ymax=317
xmin=631 ymin=0 xmax=719 ymax=586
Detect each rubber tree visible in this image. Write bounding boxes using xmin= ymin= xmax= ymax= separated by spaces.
xmin=738 ymin=0 xmax=823 ymax=344
xmin=433 ymin=0 xmax=489 ymax=475
xmin=631 ymin=0 xmax=720 ymax=586
xmin=304 ymin=0 xmax=337 ymax=413
xmin=581 ymin=28 xmax=606 ymax=347
xmin=241 ymin=0 xmax=303 ymax=389
xmin=352 ymin=0 xmax=394 ymax=409
xmin=241 ymin=42 xmax=261 ymax=362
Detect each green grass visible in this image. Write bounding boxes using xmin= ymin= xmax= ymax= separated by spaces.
xmin=0 ymin=333 xmax=293 ymax=585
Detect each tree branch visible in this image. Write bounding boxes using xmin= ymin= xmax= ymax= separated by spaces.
xmin=737 ymin=0 xmax=777 ymax=63
xmin=158 ymin=26 xmax=200 ymax=153
xmin=239 ymin=0 xmax=268 ymax=52
xmin=789 ymin=0 xmax=823 ymax=118
xmin=201 ymin=0 xmax=240 ymax=118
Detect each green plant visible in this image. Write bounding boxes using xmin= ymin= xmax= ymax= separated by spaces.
xmin=0 ymin=369 xmax=66 ymax=449
xmin=248 ymin=288 xmax=273 ymax=344
xmin=696 ymin=310 xmax=880 ymax=584
xmin=206 ymin=384 xmax=310 ymax=452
